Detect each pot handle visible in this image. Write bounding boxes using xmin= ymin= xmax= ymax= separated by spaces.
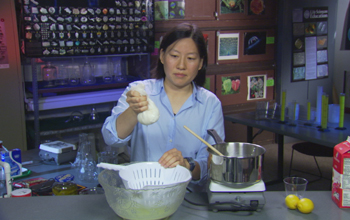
xmin=207 ymin=129 xmax=225 ymax=144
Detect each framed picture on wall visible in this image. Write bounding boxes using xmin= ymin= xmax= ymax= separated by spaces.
xmin=216 ymin=70 xmax=274 ymax=106
xmin=247 ymin=75 xmax=266 ymax=100
xmin=217 ymin=32 xmax=239 ymax=61
xmin=216 ymin=29 xmax=275 ymax=64
xmin=291 ymin=7 xmax=329 ymax=82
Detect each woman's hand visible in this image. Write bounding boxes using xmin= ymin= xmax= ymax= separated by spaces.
xmin=158 ymin=148 xmax=188 ymax=169
xmin=126 ymin=90 xmax=148 ymax=115
xmin=115 ymin=90 xmax=148 ymax=139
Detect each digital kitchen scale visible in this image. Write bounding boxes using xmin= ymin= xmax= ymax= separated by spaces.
xmin=184 ymin=180 xmax=266 ymax=212
xmin=39 ymin=141 xmax=77 ymax=165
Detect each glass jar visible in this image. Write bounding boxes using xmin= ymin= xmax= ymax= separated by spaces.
xmin=52 ymin=174 xmax=77 ymax=196
xmin=42 ymin=62 xmax=57 ymax=87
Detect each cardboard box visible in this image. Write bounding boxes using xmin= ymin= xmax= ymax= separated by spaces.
xmin=0 ymin=149 xmax=22 ymax=177
xmin=332 ymin=137 xmax=350 ymax=208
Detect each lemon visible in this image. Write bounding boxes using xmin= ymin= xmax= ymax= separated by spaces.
xmin=285 ymin=194 xmax=300 ymax=209
xmin=297 ymin=198 xmax=314 ymax=214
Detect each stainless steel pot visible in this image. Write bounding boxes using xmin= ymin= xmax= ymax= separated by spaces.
xmin=207 ymin=129 xmax=266 ymax=188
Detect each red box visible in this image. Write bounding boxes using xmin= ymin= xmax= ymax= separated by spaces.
xmin=332 ymin=138 xmax=350 ymax=208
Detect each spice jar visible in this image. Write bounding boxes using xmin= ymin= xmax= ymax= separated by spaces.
xmin=52 ymin=174 xmax=78 ymax=196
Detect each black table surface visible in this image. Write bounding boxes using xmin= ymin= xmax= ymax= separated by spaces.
xmin=224 ymin=112 xmax=350 ymax=148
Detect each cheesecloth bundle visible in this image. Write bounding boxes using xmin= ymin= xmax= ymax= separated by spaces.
xmin=130 ymin=83 xmax=160 ymax=125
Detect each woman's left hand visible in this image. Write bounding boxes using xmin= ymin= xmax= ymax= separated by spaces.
xmin=158 ymin=148 xmax=187 ymax=168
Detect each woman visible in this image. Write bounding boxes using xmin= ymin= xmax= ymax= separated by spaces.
xmin=101 ymin=23 xmax=225 ymax=190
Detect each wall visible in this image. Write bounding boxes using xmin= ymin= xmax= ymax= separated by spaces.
xmin=0 ymin=0 xmax=27 ymax=150
xmin=276 ymin=0 xmax=337 ymax=115
xmin=334 ymin=0 xmax=350 ymax=102
xmin=276 ymin=0 xmax=338 ymax=143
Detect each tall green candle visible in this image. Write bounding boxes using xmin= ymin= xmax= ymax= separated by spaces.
xmin=321 ymin=93 xmax=328 ymax=129
xmin=307 ymin=101 xmax=311 ymax=121
xmin=339 ymin=93 xmax=345 ymax=128
xmin=280 ymin=90 xmax=286 ymax=122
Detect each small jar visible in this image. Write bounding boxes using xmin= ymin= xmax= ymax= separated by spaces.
xmin=52 ymin=174 xmax=78 ymax=196
xmin=42 ymin=62 xmax=57 ymax=87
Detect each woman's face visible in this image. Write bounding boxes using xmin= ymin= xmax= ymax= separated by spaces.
xmin=160 ymin=38 xmax=203 ymax=89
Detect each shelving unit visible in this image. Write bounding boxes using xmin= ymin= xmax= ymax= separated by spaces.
xmin=25 ymin=53 xmax=150 ymax=149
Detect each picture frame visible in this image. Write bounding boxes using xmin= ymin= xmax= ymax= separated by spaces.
xmin=217 ymin=32 xmax=239 ymax=61
xmin=247 ymin=74 xmax=267 ymax=100
xmin=216 ymin=29 xmax=275 ymax=65
xmin=216 ymin=70 xmax=274 ymax=106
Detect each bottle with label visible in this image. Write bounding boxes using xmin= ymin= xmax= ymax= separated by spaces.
xmin=42 ymin=62 xmax=57 ymax=87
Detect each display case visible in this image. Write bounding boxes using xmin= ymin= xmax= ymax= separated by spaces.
xmin=19 ymin=0 xmax=155 ymax=57
xmin=24 ymin=53 xmax=150 ymax=149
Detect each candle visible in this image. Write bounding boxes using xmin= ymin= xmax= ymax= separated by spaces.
xmin=321 ymin=93 xmax=329 ymax=129
xmin=339 ymin=93 xmax=345 ymax=128
xmin=316 ymin=86 xmax=323 ymax=125
xmin=280 ymin=90 xmax=286 ymax=122
xmin=307 ymin=101 xmax=311 ymax=121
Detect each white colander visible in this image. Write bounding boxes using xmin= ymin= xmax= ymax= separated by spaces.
xmin=97 ymin=162 xmax=191 ymax=190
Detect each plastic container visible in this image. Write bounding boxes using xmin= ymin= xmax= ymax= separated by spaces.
xmin=12 ymin=188 xmax=32 ymax=197
xmin=52 ymin=174 xmax=78 ymax=196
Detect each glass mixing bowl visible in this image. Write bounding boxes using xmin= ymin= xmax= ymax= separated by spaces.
xmin=98 ymin=169 xmax=191 ymax=220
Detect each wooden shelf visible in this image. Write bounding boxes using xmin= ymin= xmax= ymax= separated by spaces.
xmin=155 ymin=19 xmax=277 ymax=33
xmin=206 ymin=61 xmax=275 ymax=75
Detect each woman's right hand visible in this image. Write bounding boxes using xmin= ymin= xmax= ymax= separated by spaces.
xmin=116 ymin=90 xmax=148 ymax=139
xmin=125 ymin=90 xmax=149 ymax=114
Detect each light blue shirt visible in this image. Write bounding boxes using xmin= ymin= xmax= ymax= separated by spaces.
xmin=101 ymin=79 xmax=225 ymax=188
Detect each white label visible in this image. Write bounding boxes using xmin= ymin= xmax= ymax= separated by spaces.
xmin=342 ymin=189 xmax=350 ymax=206
xmin=344 ymin=158 xmax=350 ymax=174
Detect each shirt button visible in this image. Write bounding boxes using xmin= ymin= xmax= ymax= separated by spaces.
xmin=169 ymin=139 xmax=172 ymax=142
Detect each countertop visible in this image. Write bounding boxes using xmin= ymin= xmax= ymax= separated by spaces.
xmin=0 ymin=191 xmax=349 ymax=220
xmin=1 ymin=149 xmax=349 ymax=219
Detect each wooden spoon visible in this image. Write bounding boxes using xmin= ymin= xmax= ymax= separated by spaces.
xmin=183 ymin=125 xmax=224 ymax=156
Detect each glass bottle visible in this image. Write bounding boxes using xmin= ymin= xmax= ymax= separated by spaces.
xmin=80 ymin=59 xmax=96 ymax=85
xmin=42 ymin=62 xmax=57 ymax=87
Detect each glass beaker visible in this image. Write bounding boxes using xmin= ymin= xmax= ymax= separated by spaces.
xmin=110 ymin=57 xmax=127 ymax=82
xmin=42 ymin=62 xmax=57 ymax=87
xmin=73 ymin=133 xmax=97 ymax=182
xmin=55 ymin=64 xmax=69 ymax=86
xmin=102 ymin=65 xmax=114 ymax=83
xmin=80 ymin=59 xmax=96 ymax=85
xmin=68 ymin=67 xmax=80 ymax=85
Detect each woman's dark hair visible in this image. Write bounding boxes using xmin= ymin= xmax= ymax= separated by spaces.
xmin=152 ymin=23 xmax=208 ymax=87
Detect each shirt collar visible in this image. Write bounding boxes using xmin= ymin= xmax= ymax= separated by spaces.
xmin=148 ymin=79 xmax=204 ymax=104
